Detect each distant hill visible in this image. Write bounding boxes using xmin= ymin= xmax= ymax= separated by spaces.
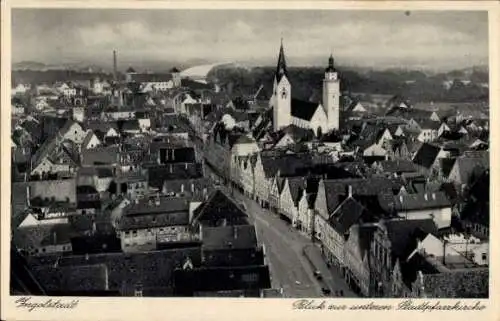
xmin=207 ymin=64 xmax=489 ymax=103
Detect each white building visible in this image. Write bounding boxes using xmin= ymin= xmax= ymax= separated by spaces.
xmin=269 ymin=41 xmax=340 ymax=135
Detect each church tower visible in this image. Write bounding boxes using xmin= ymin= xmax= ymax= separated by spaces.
xmin=323 ymin=54 xmax=340 ymax=131
xmin=271 ymin=39 xmax=291 ymax=131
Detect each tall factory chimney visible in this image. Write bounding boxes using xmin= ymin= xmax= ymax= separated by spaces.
xmin=113 ymin=50 xmax=117 ymax=81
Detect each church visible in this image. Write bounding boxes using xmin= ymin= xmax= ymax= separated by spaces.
xmin=270 ymin=40 xmax=341 ymax=136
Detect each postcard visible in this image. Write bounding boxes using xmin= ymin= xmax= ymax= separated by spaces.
xmin=1 ymin=1 xmax=498 ymax=321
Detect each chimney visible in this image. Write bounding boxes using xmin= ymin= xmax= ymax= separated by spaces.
xmin=92 ymin=221 xmax=97 ymax=234
xmin=185 ymin=163 xmax=188 ymax=170
xmin=432 ymin=193 xmax=436 ymax=200
xmin=348 ymin=185 xmax=353 ymax=198
xmin=191 ymin=183 xmax=195 ymax=193
xmin=424 ymin=193 xmax=428 ymax=201
xmin=181 ymin=184 xmax=185 ymax=193
xmin=113 ymin=50 xmax=117 ymax=81
xmin=26 ymin=185 xmax=31 ymax=207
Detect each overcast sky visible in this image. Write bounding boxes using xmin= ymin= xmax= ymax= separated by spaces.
xmin=12 ymin=9 xmax=488 ymax=70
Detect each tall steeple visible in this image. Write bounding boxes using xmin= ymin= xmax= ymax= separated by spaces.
xmin=323 ymin=53 xmax=340 ymax=132
xmin=271 ymin=38 xmax=292 ymax=132
xmin=326 ymin=53 xmax=335 ymax=73
xmin=275 ymin=38 xmax=288 ymax=82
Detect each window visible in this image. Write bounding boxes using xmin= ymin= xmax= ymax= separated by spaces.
xmin=242 ymin=273 xmax=258 ymax=283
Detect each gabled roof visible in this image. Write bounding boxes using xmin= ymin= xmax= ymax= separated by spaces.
xmin=286 ymin=177 xmax=305 ymax=205
xmin=290 ymin=98 xmax=321 ymax=122
xmin=329 ymin=196 xmax=369 ymax=235
xmin=322 ymin=177 xmax=397 ymax=214
xmin=192 ymin=190 xmax=249 ymax=226
xmin=382 ymin=218 xmax=438 ymax=262
xmin=81 ymin=130 xmax=99 ymax=148
xmin=412 ymin=143 xmax=441 ymax=169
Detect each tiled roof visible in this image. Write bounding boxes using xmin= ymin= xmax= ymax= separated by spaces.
xmin=287 ymin=177 xmax=306 ymax=205
xmin=382 ymin=218 xmax=437 ymax=260
xmin=412 ymin=143 xmax=441 ymax=169
xmin=322 ymin=177 xmax=397 ymax=214
xmin=30 ymin=264 xmax=109 ymax=293
xmin=39 ymin=224 xmax=78 ymax=246
xmin=202 ymin=224 xmax=258 ymax=250
xmin=290 ymin=98 xmax=321 ymax=121
xmin=379 ymin=191 xmax=451 ymax=213
xmin=418 ymin=119 xmax=441 ymax=130
xmin=453 ymin=154 xmax=489 ymax=183
xmin=440 ymin=158 xmax=456 ymax=177
xmin=27 ymin=247 xmax=202 ymax=294
xmin=124 ymin=196 xmax=190 ymax=217
xmin=192 ymin=190 xmax=249 ymax=227
xmin=376 ymin=160 xmax=420 ymax=174
xmin=421 ymin=268 xmax=489 ymax=298
xmin=173 ymin=265 xmax=271 ymax=295
xmin=329 ymin=197 xmax=369 ymax=235
xmin=147 ymin=163 xmax=204 ymax=189
xmin=260 ymin=153 xmax=313 ymax=178
xmin=81 ymin=146 xmax=119 ymax=166
xmin=81 ymin=131 xmax=98 ymax=148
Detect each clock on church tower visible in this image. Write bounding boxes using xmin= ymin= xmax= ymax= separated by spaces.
xmin=281 ymin=88 xmax=288 ymax=99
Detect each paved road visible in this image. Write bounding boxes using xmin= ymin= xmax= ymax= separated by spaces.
xmin=231 ymin=187 xmax=323 ymax=298
xmin=191 ymin=130 xmax=357 ymax=298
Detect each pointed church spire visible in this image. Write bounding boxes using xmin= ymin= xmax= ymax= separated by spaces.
xmin=326 ymin=53 xmax=335 ymax=72
xmin=276 ymin=38 xmax=288 ymax=81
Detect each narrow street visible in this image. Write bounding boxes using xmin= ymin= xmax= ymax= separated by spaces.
xmin=191 ymin=129 xmax=358 ymax=298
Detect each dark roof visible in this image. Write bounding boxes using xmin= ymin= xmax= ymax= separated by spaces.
xmin=170 ymin=67 xmax=180 ymax=73
xmin=421 ymin=268 xmax=489 ymax=298
xmin=290 ymin=98 xmax=320 ymax=121
xmin=382 ymin=218 xmax=438 ymax=260
xmin=412 ymin=143 xmax=441 ymax=169
xmin=81 ymin=146 xmax=119 ymax=166
xmin=275 ymin=41 xmax=288 ymax=82
xmin=124 ymin=196 xmax=190 ymax=216
xmin=10 ymin=248 xmax=47 ymax=295
xmin=376 ymin=160 xmax=420 ymax=174
xmin=329 ymin=197 xmax=369 ymax=234
xmin=173 ymin=265 xmax=271 ymax=295
xmin=453 ymin=155 xmax=489 ymax=183
xmin=202 ymin=225 xmax=258 ymax=250
xmin=126 ymin=67 xmax=136 ymax=73
xmin=322 ymin=177 xmax=398 ymax=214
xmin=379 ymin=191 xmax=451 ymax=212
xmin=193 ymin=190 xmax=249 ymax=227
xmin=287 ymin=177 xmax=305 ymax=205
xmin=260 ymin=153 xmax=313 ymax=178
xmin=147 ymin=163 xmax=204 ymax=189
xmin=27 ymin=247 xmax=202 ymax=295
xmin=440 ymin=158 xmax=457 ymax=177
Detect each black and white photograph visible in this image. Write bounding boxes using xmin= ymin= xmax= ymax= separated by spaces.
xmin=6 ymin=6 xmax=492 ymax=303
